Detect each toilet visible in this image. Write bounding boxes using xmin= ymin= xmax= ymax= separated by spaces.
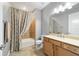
xmin=35 ymin=36 xmax=43 ymax=49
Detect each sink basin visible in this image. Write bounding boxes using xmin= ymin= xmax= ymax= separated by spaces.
xmin=64 ymin=35 xmax=79 ymax=40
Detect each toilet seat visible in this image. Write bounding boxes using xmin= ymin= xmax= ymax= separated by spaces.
xmin=36 ymin=40 xmax=42 ymax=44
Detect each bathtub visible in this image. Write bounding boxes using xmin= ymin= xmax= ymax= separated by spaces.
xmin=20 ymin=38 xmax=35 ymax=49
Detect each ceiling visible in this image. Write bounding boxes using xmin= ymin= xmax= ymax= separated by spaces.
xmin=10 ymin=2 xmax=50 ymax=11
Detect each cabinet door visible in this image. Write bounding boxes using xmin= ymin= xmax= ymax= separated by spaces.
xmin=43 ymin=40 xmax=54 ymax=56
xmin=43 ymin=41 xmax=48 ymax=54
xmin=55 ymin=46 xmax=77 ymax=56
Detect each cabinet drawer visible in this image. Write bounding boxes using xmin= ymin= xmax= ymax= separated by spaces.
xmin=49 ymin=39 xmax=61 ymax=46
xmin=63 ymin=43 xmax=79 ymax=55
xmin=53 ymin=40 xmax=61 ymax=46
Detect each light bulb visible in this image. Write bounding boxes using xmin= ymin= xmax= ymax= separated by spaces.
xmin=54 ymin=8 xmax=59 ymax=14
xmin=59 ymin=5 xmax=65 ymax=12
xmin=65 ymin=2 xmax=72 ymax=9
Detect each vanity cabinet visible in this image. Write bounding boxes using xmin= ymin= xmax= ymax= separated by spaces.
xmin=43 ymin=37 xmax=54 ymax=56
xmin=43 ymin=37 xmax=79 ymax=56
xmin=62 ymin=43 xmax=79 ymax=55
xmin=55 ymin=46 xmax=77 ymax=56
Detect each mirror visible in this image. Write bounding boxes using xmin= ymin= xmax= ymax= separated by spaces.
xmin=49 ymin=3 xmax=79 ymax=35
xmin=49 ymin=18 xmax=63 ymax=34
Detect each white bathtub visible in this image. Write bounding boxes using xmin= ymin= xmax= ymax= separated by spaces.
xmin=20 ymin=38 xmax=35 ymax=49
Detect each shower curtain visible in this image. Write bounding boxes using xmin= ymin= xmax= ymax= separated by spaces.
xmin=10 ymin=7 xmax=28 ymax=52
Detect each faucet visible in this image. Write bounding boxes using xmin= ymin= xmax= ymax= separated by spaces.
xmin=56 ymin=32 xmax=64 ymax=38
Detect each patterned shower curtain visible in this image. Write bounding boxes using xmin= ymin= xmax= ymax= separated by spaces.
xmin=19 ymin=11 xmax=28 ymax=35
xmin=10 ymin=7 xmax=28 ymax=52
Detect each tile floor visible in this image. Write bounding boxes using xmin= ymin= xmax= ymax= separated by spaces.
xmin=10 ymin=46 xmax=45 ymax=56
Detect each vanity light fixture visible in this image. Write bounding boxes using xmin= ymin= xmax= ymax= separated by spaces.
xmin=52 ymin=2 xmax=78 ymax=15
xmin=64 ymin=2 xmax=73 ymax=9
xmin=53 ymin=8 xmax=59 ymax=14
xmin=58 ymin=5 xmax=65 ymax=12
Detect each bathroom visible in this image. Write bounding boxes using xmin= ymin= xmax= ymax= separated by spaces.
xmin=0 ymin=2 xmax=79 ymax=56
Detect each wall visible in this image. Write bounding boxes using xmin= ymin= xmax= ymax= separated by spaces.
xmin=0 ymin=2 xmax=11 ymax=56
xmin=0 ymin=3 xmax=4 ymax=56
xmin=0 ymin=3 xmax=4 ymax=46
xmin=33 ymin=9 xmax=41 ymax=40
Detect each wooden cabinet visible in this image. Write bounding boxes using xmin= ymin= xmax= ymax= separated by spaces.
xmin=44 ymin=37 xmax=49 ymax=42
xmin=53 ymin=40 xmax=61 ymax=46
xmin=55 ymin=46 xmax=77 ymax=56
xmin=43 ymin=37 xmax=79 ymax=56
xmin=63 ymin=43 xmax=79 ymax=55
xmin=43 ymin=37 xmax=54 ymax=56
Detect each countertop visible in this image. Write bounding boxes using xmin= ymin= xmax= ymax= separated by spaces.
xmin=43 ymin=35 xmax=79 ymax=47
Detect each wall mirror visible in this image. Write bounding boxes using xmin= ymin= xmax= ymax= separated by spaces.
xmin=49 ymin=3 xmax=79 ymax=36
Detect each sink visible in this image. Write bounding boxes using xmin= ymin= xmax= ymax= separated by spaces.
xmin=64 ymin=35 xmax=79 ymax=40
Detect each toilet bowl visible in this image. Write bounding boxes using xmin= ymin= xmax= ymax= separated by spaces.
xmin=35 ymin=36 xmax=43 ymax=49
xmin=36 ymin=40 xmax=42 ymax=44
xmin=36 ymin=40 xmax=43 ymax=49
